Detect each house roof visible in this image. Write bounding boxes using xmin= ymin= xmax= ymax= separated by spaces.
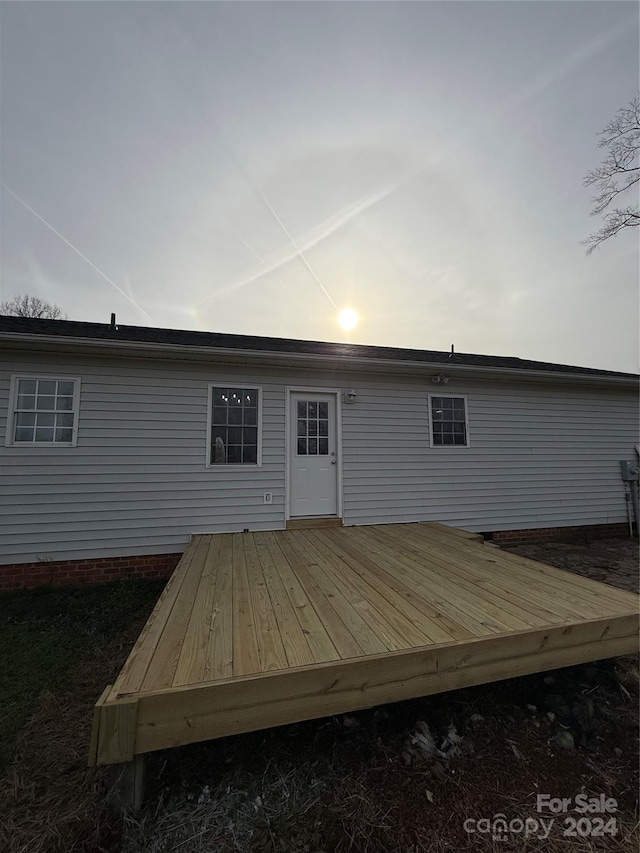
xmin=0 ymin=315 xmax=638 ymax=382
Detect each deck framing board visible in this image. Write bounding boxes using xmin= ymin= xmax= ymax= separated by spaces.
xmin=91 ymin=523 xmax=640 ymax=766
xmin=131 ymin=613 xmax=638 ymax=758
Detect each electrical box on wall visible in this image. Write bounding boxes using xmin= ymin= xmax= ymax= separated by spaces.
xmin=620 ymin=461 xmax=639 ymax=481
xmin=264 ymin=492 xmax=273 ymax=504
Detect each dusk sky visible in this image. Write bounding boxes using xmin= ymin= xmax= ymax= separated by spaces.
xmin=1 ymin=2 xmax=638 ymax=372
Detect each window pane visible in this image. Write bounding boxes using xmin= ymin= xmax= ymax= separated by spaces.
xmin=318 ymin=402 xmax=328 ymax=418
xmin=227 ymin=445 xmax=242 ymax=463
xmin=308 ymin=420 xmax=318 ymax=436
xmin=432 ymin=408 xmax=443 ymax=421
xmin=36 ymin=412 xmax=55 ymax=427
xmin=211 ymin=386 xmax=259 ymax=464
xmin=297 ymin=419 xmax=307 ymax=437
xmin=15 ymin=426 xmax=34 ymax=442
xmin=431 ymin=397 xmax=442 ymax=409
xmin=213 ymin=406 xmax=227 ymax=424
xmin=35 ymin=427 xmax=55 ymax=442
xmin=57 ymin=396 xmax=74 ymax=411
xmin=16 ymin=412 xmax=36 ymax=427
xmin=297 ymin=438 xmax=307 ymax=455
xmin=308 ymin=402 xmax=317 ymax=418
xmin=213 ymin=388 xmax=227 ymax=406
xmin=319 ymin=420 xmax=328 ymax=436
xmin=17 ymin=394 xmax=36 ymax=410
xmin=453 ymin=398 xmax=465 ymax=413
xmin=18 ymin=379 xmax=37 ymax=394
xmin=297 ymin=401 xmax=306 ymax=418
xmin=243 ymin=445 xmax=257 ymax=464
xmin=308 ymin=438 xmax=318 ymax=454
xmin=38 ymin=380 xmax=56 ymax=395
xmin=454 ymin=423 xmax=465 ymax=436
xmin=58 ymin=381 xmax=74 ymax=396
xmin=58 ymin=413 xmax=75 ymax=428
xmin=442 ymin=433 xmax=453 ymax=445
xmin=318 ymin=438 xmax=328 ymax=455
xmin=36 ymin=395 xmax=56 ymax=410
xmin=55 ymin=428 xmax=73 ymax=442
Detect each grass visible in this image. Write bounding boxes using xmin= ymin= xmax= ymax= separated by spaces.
xmin=0 ymin=578 xmax=164 ymax=769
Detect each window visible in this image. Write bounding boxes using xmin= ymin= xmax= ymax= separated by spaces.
xmin=429 ymin=395 xmax=469 ymax=447
xmin=296 ymin=400 xmax=329 ymax=456
xmin=208 ymin=386 xmax=261 ymax=465
xmin=8 ymin=376 xmax=80 ymax=446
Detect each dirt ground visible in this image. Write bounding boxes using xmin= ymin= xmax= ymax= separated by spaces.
xmin=505 ymin=537 xmax=639 ymax=595
xmin=2 ymin=536 xmax=638 ymax=853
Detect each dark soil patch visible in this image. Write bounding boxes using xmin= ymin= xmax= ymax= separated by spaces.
xmin=505 ymin=537 xmax=639 ymax=594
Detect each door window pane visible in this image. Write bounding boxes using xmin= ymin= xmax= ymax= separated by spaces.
xmin=296 ymin=398 xmax=331 ymax=456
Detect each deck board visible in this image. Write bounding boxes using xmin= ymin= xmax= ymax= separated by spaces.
xmin=93 ymin=523 xmax=639 ymax=766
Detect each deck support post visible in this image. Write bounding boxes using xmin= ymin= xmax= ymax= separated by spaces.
xmin=108 ymin=754 xmax=147 ymax=812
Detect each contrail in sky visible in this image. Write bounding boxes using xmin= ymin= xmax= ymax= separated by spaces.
xmin=198 ymin=176 xmax=411 ymax=307
xmin=215 ymin=136 xmax=339 ymax=310
xmin=1 ymin=183 xmax=152 ymax=322
xmin=252 ymin=190 xmax=338 ymax=310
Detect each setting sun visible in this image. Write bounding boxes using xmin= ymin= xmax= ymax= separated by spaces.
xmin=338 ymin=307 xmax=359 ymax=331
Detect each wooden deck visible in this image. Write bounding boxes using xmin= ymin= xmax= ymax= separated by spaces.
xmin=89 ymin=523 xmax=639 ymax=766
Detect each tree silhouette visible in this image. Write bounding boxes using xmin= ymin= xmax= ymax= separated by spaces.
xmin=0 ymin=294 xmax=67 ymax=319
xmin=583 ymin=94 xmax=640 ymax=254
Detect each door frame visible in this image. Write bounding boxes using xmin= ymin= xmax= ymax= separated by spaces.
xmin=285 ymin=386 xmax=343 ymax=521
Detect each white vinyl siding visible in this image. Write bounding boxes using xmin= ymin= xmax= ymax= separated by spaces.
xmin=341 ymin=380 xmax=638 ymax=530
xmin=0 ymin=349 xmax=637 ymax=564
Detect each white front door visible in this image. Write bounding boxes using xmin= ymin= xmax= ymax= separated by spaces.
xmin=289 ymin=392 xmax=338 ymax=517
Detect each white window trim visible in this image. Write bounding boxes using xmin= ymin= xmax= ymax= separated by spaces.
xmin=428 ymin=393 xmax=471 ymax=448
xmin=6 ymin=374 xmax=81 ymax=448
xmin=205 ymin=383 xmax=263 ymax=469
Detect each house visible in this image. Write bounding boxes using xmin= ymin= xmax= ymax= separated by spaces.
xmin=0 ymin=315 xmax=638 ymax=588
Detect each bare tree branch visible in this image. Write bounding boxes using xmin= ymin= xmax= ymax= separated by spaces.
xmin=583 ymin=94 xmax=639 ymax=253
xmin=0 ymin=294 xmax=67 ymax=319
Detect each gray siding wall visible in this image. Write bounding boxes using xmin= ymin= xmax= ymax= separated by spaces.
xmin=1 ymin=350 xmax=637 ymax=564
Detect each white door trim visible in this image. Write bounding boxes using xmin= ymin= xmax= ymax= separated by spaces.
xmin=285 ymin=386 xmax=343 ymax=521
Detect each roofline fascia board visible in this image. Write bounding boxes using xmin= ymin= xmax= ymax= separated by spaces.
xmin=0 ymin=331 xmax=638 ymax=388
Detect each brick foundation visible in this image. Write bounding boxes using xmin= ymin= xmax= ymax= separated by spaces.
xmin=0 ymin=552 xmax=182 ymax=591
xmin=490 ymin=523 xmax=629 ymax=547
xmin=0 ymin=522 xmax=631 ymax=591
